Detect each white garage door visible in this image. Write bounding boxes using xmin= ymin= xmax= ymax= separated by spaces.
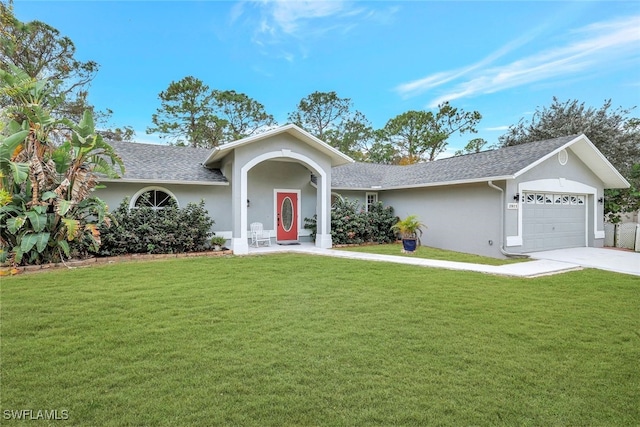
xmin=522 ymin=193 xmax=587 ymax=252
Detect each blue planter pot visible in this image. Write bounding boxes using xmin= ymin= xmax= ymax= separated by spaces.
xmin=402 ymin=238 xmax=417 ymax=253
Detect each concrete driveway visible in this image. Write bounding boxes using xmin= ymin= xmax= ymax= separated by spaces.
xmin=529 ymin=247 xmax=640 ymax=276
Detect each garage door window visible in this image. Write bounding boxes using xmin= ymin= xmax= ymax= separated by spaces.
xmin=526 ymin=193 xmax=559 ymax=204
xmin=527 ymin=193 xmax=585 ymax=205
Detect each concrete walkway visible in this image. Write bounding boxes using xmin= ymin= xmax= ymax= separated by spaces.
xmin=529 ymin=247 xmax=640 ymax=277
xmin=246 ymin=243 xmax=584 ymax=278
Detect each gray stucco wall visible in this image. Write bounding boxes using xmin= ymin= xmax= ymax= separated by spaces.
xmin=387 ymin=183 xmax=503 ymax=258
xmin=339 ymin=183 xmax=505 ymax=258
xmin=517 ymin=148 xmax=602 ymax=185
xmin=94 ymin=181 xmax=233 ymax=236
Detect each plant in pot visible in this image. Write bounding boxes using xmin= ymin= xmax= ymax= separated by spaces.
xmin=390 ymin=215 xmax=426 ymax=253
xmin=210 ymin=236 xmax=227 ymax=251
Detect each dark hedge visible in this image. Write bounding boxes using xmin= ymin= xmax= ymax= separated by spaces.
xmin=98 ymin=196 xmax=214 ymax=256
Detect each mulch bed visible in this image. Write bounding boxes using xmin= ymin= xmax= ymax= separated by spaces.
xmin=6 ymin=249 xmax=234 ymax=275
xmin=7 ymin=242 xmax=400 ymax=275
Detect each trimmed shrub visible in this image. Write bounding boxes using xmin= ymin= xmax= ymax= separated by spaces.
xmin=304 ymin=198 xmax=398 ymax=245
xmin=366 ymin=201 xmax=401 ymax=243
xmin=98 ymin=196 xmax=214 ymax=256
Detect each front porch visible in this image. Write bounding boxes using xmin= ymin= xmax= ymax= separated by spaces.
xmin=201 ymin=125 xmax=354 ymax=256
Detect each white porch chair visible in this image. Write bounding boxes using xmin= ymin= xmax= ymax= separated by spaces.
xmin=250 ymin=222 xmax=271 ymax=247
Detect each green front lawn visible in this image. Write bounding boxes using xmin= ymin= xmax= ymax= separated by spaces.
xmin=2 ymin=255 xmax=639 ymax=426
xmin=336 ymin=243 xmax=529 ymax=265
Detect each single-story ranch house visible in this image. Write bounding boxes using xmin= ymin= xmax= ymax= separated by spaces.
xmin=97 ymin=124 xmax=629 ymax=257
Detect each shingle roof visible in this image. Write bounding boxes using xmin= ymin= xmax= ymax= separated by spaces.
xmin=104 ymin=134 xmax=601 ymax=189
xmin=332 ymin=135 xmax=579 ymax=189
xmin=106 ymin=140 xmax=227 ymax=184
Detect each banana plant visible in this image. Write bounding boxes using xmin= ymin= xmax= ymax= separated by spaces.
xmin=0 ymin=64 xmax=123 ymax=271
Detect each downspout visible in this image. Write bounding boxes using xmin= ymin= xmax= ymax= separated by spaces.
xmin=487 ymin=180 xmax=529 ymax=258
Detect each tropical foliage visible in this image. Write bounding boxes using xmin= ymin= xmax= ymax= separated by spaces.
xmin=390 ymin=215 xmax=426 ymax=240
xmin=98 ymin=197 xmax=214 ymax=256
xmin=0 ymin=65 xmax=123 ymax=270
xmin=604 ymin=163 xmax=640 ymax=223
xmin=304 ymin=198 xmax=397 ymax=245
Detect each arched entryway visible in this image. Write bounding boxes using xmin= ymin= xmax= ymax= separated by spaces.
xmin=231 ymin=150 xmax=332 ymax=255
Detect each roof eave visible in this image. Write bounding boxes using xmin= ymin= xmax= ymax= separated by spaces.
xmin=332 ymin=175 xmax=514 ymax=191
xmin=98 ymin=178 xmax=229 ymax=186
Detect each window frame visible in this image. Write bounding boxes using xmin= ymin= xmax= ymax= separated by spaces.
xmin=130 ymin=186 xmax=179 ymax=210
xmin=365 ymin=192 xmax=379 ymax=212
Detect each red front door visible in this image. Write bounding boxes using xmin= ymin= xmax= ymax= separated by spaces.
xmin=276 ymin=191 xmax=298 ymax=242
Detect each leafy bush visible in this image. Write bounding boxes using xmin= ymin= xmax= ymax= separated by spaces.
xmin=98 ymin=196 xmax=214 ymax=256
xmin=304 ymin=198 xmax=397 ymax=245
xmin=0 ymin=66 xmax=123 ymax=268
xmin=366 ymin=201 xmax=401 ymax=243
xmin=605 ymin=163 xmax=640 ymax=224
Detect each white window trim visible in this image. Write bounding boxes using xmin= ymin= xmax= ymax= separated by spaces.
xmin=129 ymin=186 xmax=179 ymax=209
xmin=558 ymin=149 xmax=568 ymax=165
xmin=365 ymin=192 xmax=379 ymax=212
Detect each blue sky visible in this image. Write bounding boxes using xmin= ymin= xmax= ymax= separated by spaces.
xmin=12 ymin=1 xmax=640 ymax=156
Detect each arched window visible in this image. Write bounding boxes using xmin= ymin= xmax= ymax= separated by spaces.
xmin=130 ymin=187 xmax=178 ymax=210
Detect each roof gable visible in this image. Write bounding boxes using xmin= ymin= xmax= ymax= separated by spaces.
xmin=513 ymin=134 xmax=629 ymax=188
xmin=203 ymin=124 xmax=354 ymax=167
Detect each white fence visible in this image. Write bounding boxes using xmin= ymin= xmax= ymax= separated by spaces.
xmin=605 ymin=222 xmax=640 ymax=252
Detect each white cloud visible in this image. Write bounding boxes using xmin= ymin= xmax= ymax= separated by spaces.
xmin=229 ymin=2 xmax=246 ymax=24
xmin=395 ymin=14 xmax=557 ymax=99
xmin=244 ymin=0 xmax=354 ymax=43
xmin=241 ymin=0 xmax=397 ymax=61
xmin=268 ymin=0 xmax=348 ymax=34
xmin=396 ymin=29 xmax=544 ymax=99
xmin=485 ymin=126 xmax=510 ymax=132
xmin=395 ymin=14 xmax=640 ymax=108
